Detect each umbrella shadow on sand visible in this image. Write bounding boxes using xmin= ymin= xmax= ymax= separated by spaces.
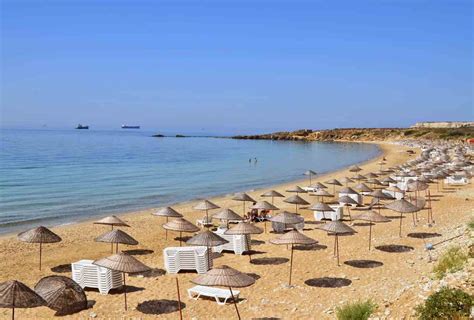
xmin=250 ymin=257 xmax=289 ymax=265
xmin=123 ymin=249 xmax=154 ymax=255
xmin=51 ymin=264 xmax=72 ymax=273
xmin=137 ymin=299 xmax=186 ymax=315
xmin=305 ymin=277 xmax=352 ymax=288
xmin=344 ymin=260 xmax=383 ymax=268
xmin=105 ymin=285 xmax=145 ymax=295
xmin=129 ymin=268 xmax=166 ymax=278
xmin=407 ymin=232 xmax=442 ymax=239
xmin=375 ymin=244 xmax=414 ymax=253
xmin=251 ymin=239 xmax=265 ymax=246
xmin=294 ymin=244 xmax=327 ymax=251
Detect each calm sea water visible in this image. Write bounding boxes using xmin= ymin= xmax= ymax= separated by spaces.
xmin=0 ymin=129 xmax=380 ymax=234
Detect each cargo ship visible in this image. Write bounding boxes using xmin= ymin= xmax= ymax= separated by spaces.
xmin=121 ymin=125 xmax=140 ymax=129
xmin=76 ymin=124 xmax=89 ymax=129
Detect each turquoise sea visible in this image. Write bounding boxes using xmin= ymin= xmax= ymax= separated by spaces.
xmin=0 ymin=129 xmax=380 ymax=234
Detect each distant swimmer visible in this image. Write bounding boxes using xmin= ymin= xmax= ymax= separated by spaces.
xmin=249 ymin=158 xmax=252 ymax=163
xmin=254 ymin=157 xmax=258 ymax=164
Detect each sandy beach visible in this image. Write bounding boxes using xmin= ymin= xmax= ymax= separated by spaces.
xmin=0 ymin=142 xmax=472 ymax=319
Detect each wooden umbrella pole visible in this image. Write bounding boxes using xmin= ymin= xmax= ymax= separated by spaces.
xmin=175 ymin=278 xmax=183 ymax=320
xmin=111 ymin=242 xmax=113 ymax=253
xmin=229 ymin=286 xmax=241 ymax=320
xmin=116 ymin=242 xmax=119 ymax=253
xmin=336 ymin=235 xmax=340 ymax=266
xmin=123 ymin=273 xmax=127 ymax=311
xmin=246 ymin=235 xmax=252 ymax=262
xmin=205 ymin=210 xmax=209 ymax=229
xmin=333 ymin=235 xmax=337 ymax=256
xmin=179 ymin=232 xmax=182 ymax=247
xmin=243 ymin=202 xmax=245 ymax=216
xmin=39 ymin=242 xmax=42 ymax=271
xmin=166 ymin=217 xmax=169 ymax=240
xmin=399 ymin=212 xmax=403 ymax=237
xmin=12 ymin=283 xmax=15 ymax=320
xmin=289 ymin=244 xmax=294 ymax=286
xmin=369 ymin=222 xmax=372 ymax=251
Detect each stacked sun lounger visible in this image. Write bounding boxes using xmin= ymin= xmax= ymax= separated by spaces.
xmin=212 ymin=228 xmax=249 ymax=255
xmin=71 ymin=259 xmax=122 ymax=294
xmin=313 ymin=204 xmax=343 ymax=221
xmin=164 ymin=246 xmax=210 ymax=274
xmin=272 ymin=220 xmax=304 ymax=233
xmin=445 ymin=176 xmax=469 ymax=185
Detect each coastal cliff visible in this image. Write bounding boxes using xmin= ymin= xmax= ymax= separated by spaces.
xmin=233 ymin=127 xmax=474 ymax=142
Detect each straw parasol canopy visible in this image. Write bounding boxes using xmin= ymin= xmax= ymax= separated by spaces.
xmin=270 ymin=230 xmax=317 ymax=286
xmin=260 ymin=190 xmax=284 ymax=202
xmin=319 ymin=221 xmax=356 ymax=266
xmin=192 ymin=265 xmax=255 ymax=320
xmin=194 ymin=200 xmax=220 ymax=226
xmin=311 ymin=189 xmax=333 ymax=201
xmin=352 ymin=173 xmax=367 ymax=181
xmin=407 ymin=180 xmax=429 ymax=192
xmin=34 ymin=276 xmax=87 ymax=316
xmin=269 ymin=211 xmax=304 ymax=225
xmin=353 ymin=211 xmax=390 ymax=250
xmin=153 ymin=207 xmax=183 ymax=240
xmin=95 ymin=229 xmax=138 ymax=253
xmin=369 ymin=189 xmax=394 ymax=200
xmin=250 ymin=201 xmax=279 ymax=211
xmin=152 ymin=207 xmax=183 ymax=218
xmin=232 ymin=193 xmax=256 ymax=216
xmin=325 ymin=178 xmax=342 ymax=194
xmin=163 ymin=218 xmax=200 ymax=246
xmin=225 ymin=222 xmax=263 ymax=261
xmin=354 ymin=183 xmax=373 ymax=193
xmin=386 ymin=185 xmax=403 ymax=193
xmin=283 ymin=195 xmax=309 ymax=213
xmin=286 ymin=186 xmax=307 ymax=194
xmin=212 ymin=209 xmax=243 ymax=227
xmin=304 ymin=170 xmax=317 ymax=185
xmin=339 ymin=187 xmax=359 ymax=195
xmin=310 ymin=182 xmax=327 ymax=190
xmin=384 ymin=199 xmax=420 ymax=237
xmin=0 ymin=280 xmax=46 ymax=320
xmin=365 ymin=172 xmax=379 ymax=179
xmin=94 ymin=215 xmax=130 ymax=228
xmin=93 ymin=252 xmax=150 ymax=311
xmin=340 ymin=177 xmax=355 ymax=186
xmin=382 ymin=177 xmax=396 ymax=184
xmin=187 ymin=231 xmax=228 ymax=266
xmin=349 ymin=165 xmax=363 ymax=172
xmin=17 ymin=226 xmax=61 ymax=270
xmin=338 ymin=195 xmax=358 ymax=205
xmin=224 ymin=222 xmax=263 ymax=235
xmin=309 ymin=202 xmax=334 ymax=212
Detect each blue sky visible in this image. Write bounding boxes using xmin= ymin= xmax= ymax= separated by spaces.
xmin=1 ymin=0 xmax=472 ymax=134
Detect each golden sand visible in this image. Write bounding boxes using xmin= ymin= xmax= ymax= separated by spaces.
xmin=0 ymin=142 xmax=472 ymax=319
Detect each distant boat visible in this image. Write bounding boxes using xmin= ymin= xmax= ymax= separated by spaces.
xmin=76 ymin=124 xmax=89 ymax=129
xmin=121 ymin=125 xmax=140 ymax=129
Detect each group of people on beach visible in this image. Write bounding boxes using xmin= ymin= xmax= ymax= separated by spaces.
xmin=243 ymin=201 xmax=269 ymax=222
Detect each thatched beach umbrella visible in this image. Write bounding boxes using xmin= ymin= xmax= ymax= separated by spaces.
xmin=212 ymin=208 xmax=243 ymax=228
xmin=163 ymin=218 xmax=200 ymax=246
xmin=260 ymin=190 xmax=285 ymax=205
xmin=368 ymin=189 xmax=395 ymax=213
xmin=153 ymin=207 xmax=183 ymax=240
xmin=192 ymin=265 xmax=255 ymax=320
xmin=310 ymin=182 xmax=327 ymax=190
xmin=352 ymin=173 xmax=366 ymax=181
xmin=286 ymin=186 xmax=307 ymax=195
xmin=225 ymin=222 xmax=263 ymax=261
xmin=304 ymin=170 xmax=317 ymax=186
xmin=381 ymin=176 xmax=396 ymax=185
xmin=93 ymin=253 xmax=150 ymax=311
xmin=283 ymin=195 xmax=309 ymax=213
xmin=34 ymin=275 xmax=87 ymax=316
xmin=17 ymin=226 xmax=61 ymax=270
xmin=0 ymin=280 xmax=46 ymax=320
xmin=354 ymin=183 xmax=373 ymax=194
xmin=384 ymin=199 xmax=420 ymax=237
xmin=353 ymin=211 xmax=390 ymax=250
xmin=250 ymin=201 xmax=279 ymax=232
xmin=308 ymin=202 xmax=334 ymax=220
xmin=349 ymin=165 xmax=363 ymax=172
xmin=94 ymin=215 xmax=130 ymax=229
xmin=270 ymin=230 xmax=316 ymax=286
xmin=95 ymin=229 xmax=138 ymax=253
xmin=340 ymin=177 xmax=354 ymax=186
xmin=338 ymin=196 xmax=359 ymax=220
xmin=325 ymin=178 xmax=342 ymax=194
xmin=232 ymin=193 xmax=256 ymax=216
xmin=319 ymin=221 xmax=356 ymax=266
xmin=187 ymin=231 xmax=228 ymax=267
xmin=311 ymin=189 xmax=333 ymax=202
xmin=367 ymin=178 xmax=383 ymax=188
xmin=194 ymin=200 xmax=220 ymax=228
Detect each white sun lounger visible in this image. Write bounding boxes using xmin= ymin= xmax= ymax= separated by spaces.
xmin=164 ymin=246 xmax=211 ymax=274
xmin=445 ymin=176 xmax=469 ymax=185
xmin=188 ymin=285 xmax=240 ymax=305
xmin=71 ymin=259 xmax=122 ymax=294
